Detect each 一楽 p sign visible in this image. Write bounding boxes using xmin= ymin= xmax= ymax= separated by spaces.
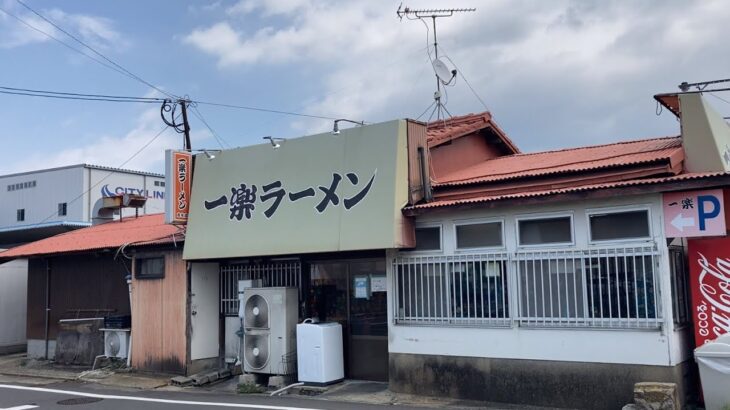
xmin=663 ymin=189 xmax=727 ymax=238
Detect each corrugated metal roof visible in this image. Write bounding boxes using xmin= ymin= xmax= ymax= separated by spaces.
xmin=434 ymin=136 xmax=683 ymax=186
xmin=0 ymin=213 xmax=182 ymax=260
xmin=409 ymin=171 xmax=730 ymax=210
xmin=425 ymin=112 xmax=520 ymax=153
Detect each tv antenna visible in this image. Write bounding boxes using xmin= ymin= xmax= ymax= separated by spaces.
xmin=397 ymin=5 xmax=476 ymax=121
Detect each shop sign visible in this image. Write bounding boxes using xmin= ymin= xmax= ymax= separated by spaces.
xmin=663 ymin=189 xmax=726 ymax=238
xmin=165 ymin=150 xmax=192 ymax=224
xmin=183 ymin=120 xmax=410 ymax=260
xmin=688 ymin=238 xmax=730 ymax=346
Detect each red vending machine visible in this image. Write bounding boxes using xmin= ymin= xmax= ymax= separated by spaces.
xmin=688 ymin=237 xmax=730 ymax=347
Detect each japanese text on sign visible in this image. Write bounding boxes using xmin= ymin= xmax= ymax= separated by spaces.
xmin=663 ymin=189 xmax=726 ymax=238
xmin=203 ymin=171 xmax=377 ymax=221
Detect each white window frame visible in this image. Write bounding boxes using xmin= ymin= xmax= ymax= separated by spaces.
xmin=586 ymin=205 xmax=653 ymax=245
xmin=453 ymin=217 xmax=506 ymax=252
xmin=515 ymin=212 xmax=575 ymax=248
xmin=406 ymin=223 xmax=443 ymax=254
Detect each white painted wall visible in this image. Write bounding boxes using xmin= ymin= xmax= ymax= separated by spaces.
xmin=388 ymin=193 xmax=688 ymax=366
xmin=0 ymin=166 xmax=85 ymax=227
xmin=190 ymin=262 xmax=220 ymax=360
xmin=0 ymin=259 xmax=27 ymax=349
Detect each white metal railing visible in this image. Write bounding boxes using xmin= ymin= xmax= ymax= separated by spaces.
xmin=220 ymin=262 xmax=301 ymax=316
xmin=393 ymin=253 xmax=510 ymax=326
xmin=515 ymin=245 xmax=662 ymax=329
xmin=393 ymin=244 xmax=663 ymax=329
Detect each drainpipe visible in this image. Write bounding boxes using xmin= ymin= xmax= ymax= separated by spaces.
xmin=126 ymin=274 xmax=133 ymax=367
xmin=44 ymin=258 xmax=52 ymax=360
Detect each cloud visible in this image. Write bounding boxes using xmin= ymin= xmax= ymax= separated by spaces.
xmin=0 ymin=3 xmax=123 ymax=50
xmin=182 ymin=0 xmax=730 ymax=151
xmin=2 ymin=106 xmax=211 ymax=175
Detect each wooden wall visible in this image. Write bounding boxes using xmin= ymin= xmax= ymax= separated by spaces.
xmin=27 ymin=254 xmax=130 ymax=340
xmin=130 ymin=250 xmax=187 ymax=374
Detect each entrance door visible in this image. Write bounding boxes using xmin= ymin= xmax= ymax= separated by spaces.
xmin=309 ymin=260 xmax=388 ymax=381
xmin=191 ymin=263 xmax=219 ymax=360
xmin=347 ymin=260 xmax=388 ymax=381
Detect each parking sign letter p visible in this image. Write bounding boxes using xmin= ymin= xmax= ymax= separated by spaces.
xmin=697 ymin=195 xmax=721 ymax=231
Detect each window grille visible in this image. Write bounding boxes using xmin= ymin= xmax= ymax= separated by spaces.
xmin=219 ymin=262 xmax=301 ymax=316
xmin=394 ymin=244 xmax=664 ymax=329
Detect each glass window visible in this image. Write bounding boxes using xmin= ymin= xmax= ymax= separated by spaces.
xmin=136 ymin=257 xmax=165 ymax=279
xmin=456 ymin=222 xmax=502 ymax=249
xmin=16 ymin=209 xmax=25 ymax=222
xmin=518 ymin=216 xmax=572 ymax=245
xmin=590 ymin=210 xmax=650 ymax=241
xmin=414 ymin=226 xmax=441 ymax=251
xmin=58 ymin=203 xmax=67 ymax=217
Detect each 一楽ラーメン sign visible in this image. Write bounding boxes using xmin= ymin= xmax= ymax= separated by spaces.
xmin=183 ymin=120 xmax=410 ymax=259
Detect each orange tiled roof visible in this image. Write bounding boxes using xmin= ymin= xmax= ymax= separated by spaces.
xmin=408 ymin=171 xmax=730 ymax=211
xmin=434 ymin=136 xmax=683 ymax=186
xmin=0 ymin=213 xmax=182 ymax=260
xmin=426 ymin=112 xmax=520 ymax=153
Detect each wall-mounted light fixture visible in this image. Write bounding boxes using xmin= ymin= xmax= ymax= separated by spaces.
xmin=263 ymin=136 xmax=286 ymax=149
xmin=332 ymin=119 xmax=365 ymax=135
xmin=191 ymin=149 xmax=222 ymax=160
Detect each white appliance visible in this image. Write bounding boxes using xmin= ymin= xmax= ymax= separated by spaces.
xmin=101 ymin=328 xmax=131 ymax=359
xmin=242 ymin=287 xmax=298 ymax=375
xmin=296 ymin=321 xmax=344 ymax=385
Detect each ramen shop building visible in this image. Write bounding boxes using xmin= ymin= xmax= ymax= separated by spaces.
xmin=180 ymin=92 xmax=730 ymax=409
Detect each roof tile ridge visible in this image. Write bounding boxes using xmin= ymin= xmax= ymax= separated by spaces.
xmin=503 ymin=135 xmax=681 ymax=159
xmin=438 ymin=145 xmax=682 ymax=185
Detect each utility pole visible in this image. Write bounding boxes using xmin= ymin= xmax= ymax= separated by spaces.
xmin=179 ymin=99 xmax=192 ymax=151
xmin=161 ymin=98 xmax=193 ymax=151
xmin=397 ymin=5 xmax=475 ymax=120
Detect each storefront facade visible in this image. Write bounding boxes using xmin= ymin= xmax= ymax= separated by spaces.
xmin=183 ymin=119 xmax=428 ymax=380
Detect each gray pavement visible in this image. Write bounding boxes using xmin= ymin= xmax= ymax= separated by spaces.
xmin=0 ymin=380 xmax=445 ymax=410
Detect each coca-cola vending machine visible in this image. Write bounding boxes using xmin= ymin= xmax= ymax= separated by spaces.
xmin=688 ymin=237 xmax=730 ymax=347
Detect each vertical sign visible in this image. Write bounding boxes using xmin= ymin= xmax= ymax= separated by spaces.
xmin=688 ymin=237 xmax=730 ymax=347
xmin=663 ymin=189 xmax=726 ymax=238
xmin=165 ymin=150 xmax=192 ymax=224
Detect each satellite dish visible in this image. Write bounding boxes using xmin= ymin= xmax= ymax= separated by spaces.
xmin=432 ymin=58 xmax=456 ymax=85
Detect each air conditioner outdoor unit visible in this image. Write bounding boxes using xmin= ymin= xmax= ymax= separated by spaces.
xmin=242 ymin=287 xmax=298 ymax=375
xmin=101 ymin=328 xmax=131 ymax=359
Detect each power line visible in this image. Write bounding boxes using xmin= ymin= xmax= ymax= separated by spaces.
xmin=0 ymin=89 xmax=163 ymax=103
xmin=194 ymin=100 xmax=341 ymax=121
xmin=189 ymin=105 xmax=231 ymax=149
xmin=0 ymin=4 xmax=139 ymax=81
xmin=14 ymin=0 xmax=177 ymax=100
xmin=0 ymin=86 xmax=164 ymax=101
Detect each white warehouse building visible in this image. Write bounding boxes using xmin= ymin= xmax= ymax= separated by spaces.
xmin=0 ymin=164 xmax=165 ymax=355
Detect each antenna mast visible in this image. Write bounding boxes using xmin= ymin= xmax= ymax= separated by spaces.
xmin=397 ymin=5 xmax=476 ymax=121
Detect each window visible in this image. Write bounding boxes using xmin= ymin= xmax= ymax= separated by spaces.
xmin=518 ymin=216 xmax=573 ymax=246
xmin=136 ymin=257 xmax=165 ymax=279
xmin=413 ymin=226 xmax=441 ymax=251
xmin=58 ymin=203 xmax=67 ymax=217
xmin=7 ymin=180 xmax=35 ymax=191
xmin=589 ymin=209 xmax=650 ymax=241
xmin=394 ymin=254 xmax=509 ymax=325
xmin=16 ymin=209 xmax=24 ymax=222
xmin=154 ymin=181 xmax=165 ymax=187
xmin=456 ymin=221 xmax=503 ymax=249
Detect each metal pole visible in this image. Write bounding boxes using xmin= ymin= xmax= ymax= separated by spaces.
xmin=432 ymin=15 xmax=441 ymax=119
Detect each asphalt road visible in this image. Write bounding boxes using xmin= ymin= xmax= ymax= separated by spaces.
xmin=0 ymin=380 xmax=430 ymax=410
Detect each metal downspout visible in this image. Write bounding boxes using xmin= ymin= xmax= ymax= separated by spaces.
xmin=44 ymin=258 xmax=51 ymax=359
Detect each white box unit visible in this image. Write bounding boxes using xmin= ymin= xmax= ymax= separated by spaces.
xmin=296 ymin=321 xmax=344 ymax=385
xmin=101 ymin=329 xmax=130 ymax=359
xmin=242 ymin=287 xmax=298 ymax=375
